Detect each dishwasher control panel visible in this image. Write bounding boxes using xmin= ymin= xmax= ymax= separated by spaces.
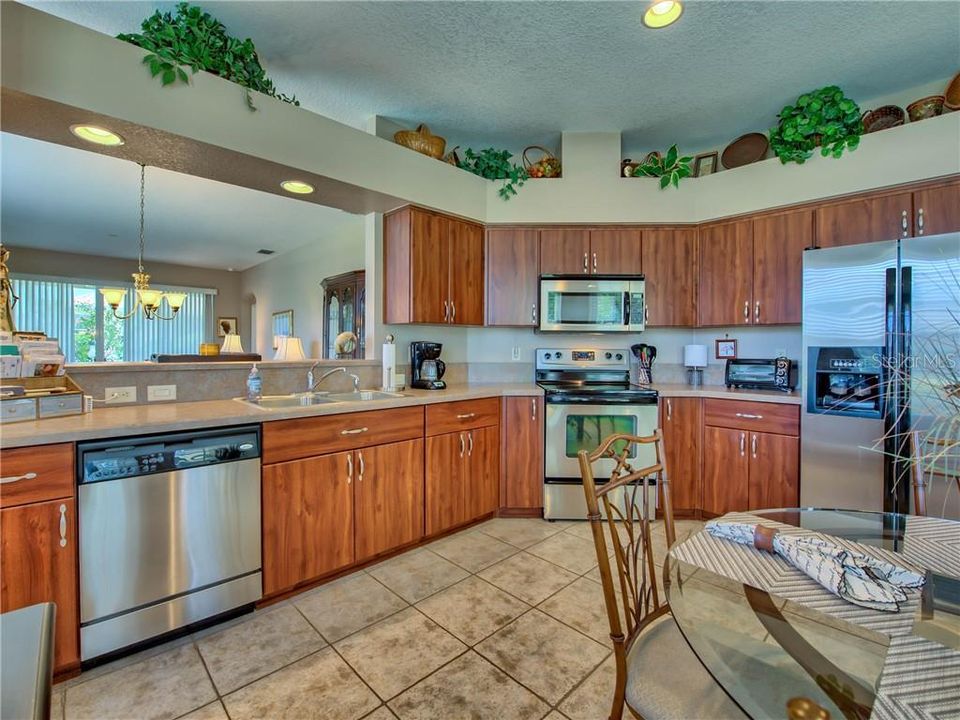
xmin=79 ymin=426 xmax=260 ymax=482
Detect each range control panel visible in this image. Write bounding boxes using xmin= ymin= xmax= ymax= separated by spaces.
xmin=536 ymin=348 xmax=629 ymax=370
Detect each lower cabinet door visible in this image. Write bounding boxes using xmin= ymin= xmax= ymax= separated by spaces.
xmin=466 ymin=425 xmax=500 ymax=520
xmin=702 ymin=426 xmax=749 ymax=516
xmin=660 ymin=397 xmax=702 ymax=515
xmin=354 ymin=439 xmax=425 ymax=562
xmin=502 ymin=397 xmax=543 ymax=510
xmin=748 ymin=432 xmax=800 ymax=510
xmin=425 ymin=432 xmax=467 ymax=535
xmin=263 ymin=452 xmax=355 ymax=595
xmin=0 ymin=498 xmax=80 ymax=673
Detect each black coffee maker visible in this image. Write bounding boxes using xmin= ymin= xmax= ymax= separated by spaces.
xmin=410 ymin=341 xmax=446 ymax=390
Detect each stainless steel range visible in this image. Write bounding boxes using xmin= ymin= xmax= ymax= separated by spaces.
xmin=537 ymin=348 xmax=659 ymax=520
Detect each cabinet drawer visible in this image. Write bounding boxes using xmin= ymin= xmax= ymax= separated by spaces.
xmin=1 ymin=399 xmax=36 ymax=423
xmin=0 ymin=443 xmax=75 ymax=508
xmin=426 ymin=398 xmax=500 ymax=436
xmin=704 ymin=399 xmax=799 ymax=436
xmin=263 ymin=406 xmax=424 ymax=464
xmin=39 ymin=394 xmax=83 ymax=418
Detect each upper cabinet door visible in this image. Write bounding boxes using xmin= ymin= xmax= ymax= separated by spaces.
xmin=815 ymin=192 xmax=913 ymax=248
xmin=913 ymin=179 xmax=960 ymax=237
xmin=641 ymin=228 xmax=697 ymax=326
xmin=752 ymin=209 xmax=812 ymax=325
xmin=486 ymin=228 xmax=539 ymax=327
xmin=589 ymin=229 xmax=642 ymax=275
xmin=540 ymin=228 xmax=591 ymax=275
xmin=449 ymin=219 xmax=485 ymax=325
xmin=698 ymin=220 xmax=753 ymax=327
xmin=411 ymin=210 xmax=451 ymax=324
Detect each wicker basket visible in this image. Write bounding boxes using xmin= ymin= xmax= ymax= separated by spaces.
xmin=394 ymin=124 xmax=446 ymax=159
xmin=522 ymin=146 xmax=561 ymax=178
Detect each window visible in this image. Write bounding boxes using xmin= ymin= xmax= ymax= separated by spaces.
xmin=11 ymin=276 xmax=215 ymax=362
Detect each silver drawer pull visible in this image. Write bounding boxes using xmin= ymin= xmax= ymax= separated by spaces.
xmin=459 ymin=433 xmax=465 ymax=458
xmin=739 ymin=432 xmax=746 ymax=456
xmin=340 ymin=427 xmax=368 ymax=435
xmin=1 ymin=472 xmax=37 ymax=484
xmin=735 ymin=413 xmax=763 ymax=420
xmin=456 ymin=413 xmax=476 ymax=420
xmin=59 ymin=504 xmax=67 ymax=547
xmin=751 ymin=434 xmax=758 ymax=458
xmin=346 ymin=454 xmax=353 ymax=484
xmin=357 ymin=451 xmax=365 ymax=481
xmin=467 ymin=431 xmax=474 ymax=456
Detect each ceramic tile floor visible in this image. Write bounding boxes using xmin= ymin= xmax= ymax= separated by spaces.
xmin=53 ymin=517 xmax=704 ymax=720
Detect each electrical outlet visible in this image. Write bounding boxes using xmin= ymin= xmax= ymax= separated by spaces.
xmin=105 ymin=386 xmax=137 ymax=404
xmin=147 ymin=384 xmax=177 ymax=402
xmin=511 ymin=346 xmax=521 ymax=361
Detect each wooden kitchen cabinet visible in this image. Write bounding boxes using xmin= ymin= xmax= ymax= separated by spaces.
xmin=912 ymin=178 xmax=960 ymax=236
xmin=262 ymin=452 xmax=355 ymax=595
xmin=660 ymin=397 xmax=701 ymax=517
xmin=1 ymin=498 xmax=80 ymax=673
xmin=354 ymin=439 xmax=424 ymax=562
xmin=485 ymin=228 xmax=539 ymax=326
xmin=425 ymin=431 xmax=468 ymax=534
xmin=540 ymin=228 xmax=591 ymax=274
xmin=702 ymin=426 xmax=750 ymax=516
xmin=501 ymin=396 xmax=544 ymax=513
xmin=589 ymin=229 xmax=642 ymax=274
xmin=641 ymin=227 xmax=697 ymax=326
xmin=383 ymin=206 xmax=484 ymax=325
xmin=467 ymin=426 xmax=500 ymax=520
xmin=752 ymin=209 xmax=812 ymax=325
xmin=815 ymin=191 xmax=913 ymax=248
xmin=698 ymin=219 xmax=753 ymax=327
xmin=748 ymin=432 xmax=799 ymax=510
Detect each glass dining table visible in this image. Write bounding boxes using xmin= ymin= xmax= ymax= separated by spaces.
xmin=665 ymin=508 xmax=960 ymax=720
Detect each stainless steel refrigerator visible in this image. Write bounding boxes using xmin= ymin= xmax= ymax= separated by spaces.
xmin=801 ymin=232 xmax=960 ymax=518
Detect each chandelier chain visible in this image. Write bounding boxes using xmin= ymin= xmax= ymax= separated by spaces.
xmin=138 ymin=164 xmax=146 ymax=275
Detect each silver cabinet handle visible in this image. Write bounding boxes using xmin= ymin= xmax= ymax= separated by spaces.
xmin=456 ymin=412 xmax=476 ymax=420
xmin=346 ymin=454 xmax=353 ymax=484
xmin=666 ymin=398 xmax=672 ymax=421
xmin=582 ymin=252 xmax=588 ymax=273
xmin=340 ymin=427 xmax=368 ymax=435
xmin=751 ymin=434 xmax=758 ymax=458
xmin=917 ymin=207 xmax=925 ymax=235
xmin=450 ymin=300 xmax=456 ymax=323
xmin=59 ymin=504 xmax=67 ymax=548
xmin=357 ymin=451 xmax=364 ymax=481
xmin=459 ymin=433 xmax=465 ymax=458
xmin=592 ymin=252 xmax=597 ymax=272
xmin=443 ymin=300 xmax=449 ymax=322
xmin=739 ymin=432 xmax=746 ymax=457
xmin=644 ymin=305 xmax=649 ymax=323
xmin=754 ymin=301 xmax=760 ymax=322
xmin=735 ymin=412 xmax=763 ymax=420
xmin=531 ymin=304 xmax=537 ymax=324
xmin=531 ymin=398 xmax=537 ymax=421
xmin=743 ymin=300 xmax=750 ymax=323
xmin=467 ymin=431 xmax=474 ymax=456
xmin=0 ymin=472 xmax=37 ymax=484
xmin=901 ymin=209 xmax=909 ymax=237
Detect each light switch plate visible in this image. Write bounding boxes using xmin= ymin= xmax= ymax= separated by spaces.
xmin=105 ymin=386 xmax=137 ymax=404
xmin=147 ymin=384 xmax=177 ymax=402
xmin=511 ymin=346 xmax=521 ymax=361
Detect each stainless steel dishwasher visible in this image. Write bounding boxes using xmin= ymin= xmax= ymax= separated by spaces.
xmin=77 ymin=426 xmax=262 ymax=661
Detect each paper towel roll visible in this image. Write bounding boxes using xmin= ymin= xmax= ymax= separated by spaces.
xmin=382 ymin=341 xmax=396 ymax=390
xmin=684 ymin=344 xmax=708 ymax=368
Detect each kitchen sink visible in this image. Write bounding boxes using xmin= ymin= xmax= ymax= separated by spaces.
xmin=324 ymin=391 xmax=405 ymax=402
xmin=237 ymin=390 xmax=404 ymax=409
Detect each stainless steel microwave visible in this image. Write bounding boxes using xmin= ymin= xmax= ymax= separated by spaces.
xmin=539 ymin=275 xmax=645 ymax=333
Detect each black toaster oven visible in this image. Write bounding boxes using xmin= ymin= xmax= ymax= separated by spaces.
xmin=725 ymin=358 xmax=797 ymax=392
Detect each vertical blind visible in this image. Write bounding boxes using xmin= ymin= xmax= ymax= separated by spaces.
xmin=10 ymin=276 xmax=215 ymax=362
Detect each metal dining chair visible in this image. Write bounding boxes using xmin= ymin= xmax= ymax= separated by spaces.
xmin=578 ymin=430 xmax=745 ymax=720
xmin=911 ymin=430 xmax=928 ymax=517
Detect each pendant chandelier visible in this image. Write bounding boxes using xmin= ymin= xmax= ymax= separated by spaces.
xmin=100 ymin=164 xmax=185 ymax=320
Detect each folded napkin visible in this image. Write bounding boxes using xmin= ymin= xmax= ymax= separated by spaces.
xmin=705 ymin=520 xmax=926 ymax=612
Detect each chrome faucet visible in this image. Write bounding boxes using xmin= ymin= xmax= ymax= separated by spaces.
xmin=307 ymin=364 xmax=360 ymax=393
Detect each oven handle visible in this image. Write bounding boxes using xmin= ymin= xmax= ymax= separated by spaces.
xmin=544 ymin=396 xmax=659 ymax=406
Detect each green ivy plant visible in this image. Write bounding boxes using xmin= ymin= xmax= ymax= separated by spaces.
xmin=458 ymin=148 xmax=528 ymax=200
xmin=637 ymin=145 xmax=692 ymax=189
xmin=117 ymin=2 xmax=298 ymax=111
xmin=769 ymin=86 xmax=861 ymax=164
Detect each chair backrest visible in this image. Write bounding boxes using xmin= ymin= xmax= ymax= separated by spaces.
xmin=578 ymin=430 xmax=675 ymax=655
xmin=910 ymin=430 xmax=928 ymax=517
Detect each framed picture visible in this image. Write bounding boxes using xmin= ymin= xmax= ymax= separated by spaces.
xmin=693 ymin=151 xmax=719 ymax=178
xmin=217 ymin=316 xmax=238 ymax=337
xmin=272 ymin=309 xmax=294 ymax=349
xmin=715 ymin=338 xmax=738 ymax=360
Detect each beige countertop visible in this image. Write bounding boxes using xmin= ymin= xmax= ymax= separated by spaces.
xmin=0 ymin=382 xmax=800 ymax=449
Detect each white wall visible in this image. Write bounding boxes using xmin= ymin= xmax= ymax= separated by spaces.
xmin=240 ymin=216 xmax=366 ymax=357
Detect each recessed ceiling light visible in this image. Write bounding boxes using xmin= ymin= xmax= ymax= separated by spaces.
xmin=70 ymin=124 xmax=125 ymax=146
xmin=280 ymin=180 xmax=314 ymax=194
xmin=643 ymin=0 xmax=683 ymax=28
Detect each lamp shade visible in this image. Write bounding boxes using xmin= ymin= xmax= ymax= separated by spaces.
xmin=164 ymin=292 xmax=187 ymax=312
xmin=221 ymin=333 xmax=244 ymax=353
xmin=100 ymin=287 xmax=126 ymax=309
xmin=273 ymin=335 xmax=306 ymax=361
xmin=684 ymin=344 xmax=708 ymax=368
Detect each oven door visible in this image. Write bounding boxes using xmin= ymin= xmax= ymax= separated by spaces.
xmin=544 ymin=401 xmax=659 ymax=520
xmin=539 ymin=278 xmax=632 ymax=332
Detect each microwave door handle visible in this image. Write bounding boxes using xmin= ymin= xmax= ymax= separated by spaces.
xmin=624 ymin=291 xmax=631 ymax=326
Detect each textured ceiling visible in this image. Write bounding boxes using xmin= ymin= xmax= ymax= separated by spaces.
xmin=23 ymin=0 xmax=960 ymax=153
xmin=0 ymin=133 xmax=358 ymax=270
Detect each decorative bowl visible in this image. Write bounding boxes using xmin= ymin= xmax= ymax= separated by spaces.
xmin=721 ymin=133 xmax=768 ymax=169
xmin=944 ymin=72 xmax=960 ymax=111
xmin=861 ymin=105 xmax=905 ymax=133
xmin=906 ymin=95 xmax=945 ymax=122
